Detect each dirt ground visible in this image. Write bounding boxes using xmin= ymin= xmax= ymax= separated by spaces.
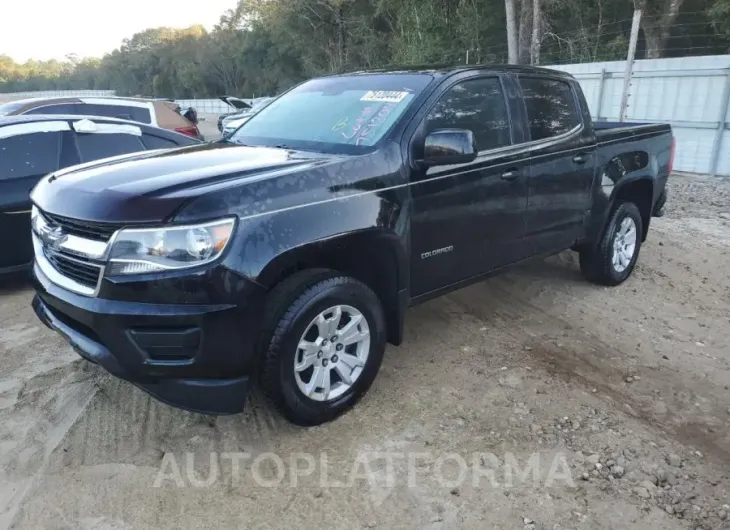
xmin=1 ymin=173 xmax=729 ymax=530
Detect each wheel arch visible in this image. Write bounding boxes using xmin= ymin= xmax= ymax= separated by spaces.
xmin=610 ymin=176 xmax=654 ymax=241
xmin=256 ymin=229 xmax=409 ymax=346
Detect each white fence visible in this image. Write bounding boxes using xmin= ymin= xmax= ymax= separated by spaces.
xmin=0 ymin=90 xmax=115 ymax=102
xmin=552 ymin=55 xmax=730 ymax=176
xmin=175 ymin=99 xmax=234 ymax=114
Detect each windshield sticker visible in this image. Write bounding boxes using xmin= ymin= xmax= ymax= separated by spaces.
xmin=360 ymin=90 xmax=409 ymax=103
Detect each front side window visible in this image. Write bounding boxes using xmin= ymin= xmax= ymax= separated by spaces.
xmin=76 ymin=133 xmax=145 ymax=162
xmin=520 ymin=77 xmax=581 ymax=141
xmin=0 ymin=132 xmax=61 ymax=180
xmin=229 ymin=74 xmax=433 ymax=153
xmin=425 ymin=77 xmax=511 ymax=152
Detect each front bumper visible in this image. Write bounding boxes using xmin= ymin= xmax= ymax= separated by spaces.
xmin=32 ymin=260 xmax=266 ymax=415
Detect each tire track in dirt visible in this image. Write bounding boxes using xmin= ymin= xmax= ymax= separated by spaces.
xmin=0 ymin=361 xmax=98 ymax=530
xmin=447 ymin=279 xmax=730 ymax=464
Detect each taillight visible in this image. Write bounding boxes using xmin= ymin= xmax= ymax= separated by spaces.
xmin=175 ymin=126 xmax=200 ymax=138
xmin=668 ymin=137 xmax=676 ymax=174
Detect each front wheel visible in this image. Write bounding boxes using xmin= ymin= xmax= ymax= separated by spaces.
xmin=259 ymin=271 xmax=386 ymax=426
xmin=580 ymin=201 xmax=643 ymax=286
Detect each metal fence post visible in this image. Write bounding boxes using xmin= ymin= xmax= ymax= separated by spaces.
xmin=620 ymin=10 xmax=642 ymax=122
xmin=595 ymin=68 xmax=607 ymax=120
xmin=710 ymin=68 xmax=730 ymax=178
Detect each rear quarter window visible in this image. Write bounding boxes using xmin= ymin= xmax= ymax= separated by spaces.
xmin=129 ymin=106 xmax=152 ymax=124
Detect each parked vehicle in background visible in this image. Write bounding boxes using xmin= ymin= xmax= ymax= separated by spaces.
xmin=217 ymin=96 xmax=252 ymax=131
xmin=0 ymin=97 xmax=203 ymax=139
xmin=29 ymin=65 xmax=673 ymax=426
xmin=219 ymin=97 xmax=274 ymax=134
xmin=0 ymin=115 xmax=201 ymax=276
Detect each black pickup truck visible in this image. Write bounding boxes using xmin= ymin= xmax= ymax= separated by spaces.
xmin=29 ymin=65 xmax=673 ymax=425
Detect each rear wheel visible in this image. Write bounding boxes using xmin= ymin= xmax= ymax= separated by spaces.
xmin=580 ymin=201 xmax=643 ymax=286
xmin=260 ymin=271 xmax=386 ymax=426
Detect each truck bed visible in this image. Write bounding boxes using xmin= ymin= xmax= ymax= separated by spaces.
xmin=594 ymin=121 xmax=672 ymax=143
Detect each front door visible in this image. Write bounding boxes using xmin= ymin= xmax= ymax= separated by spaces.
xmin=410 ymin=76 xmax=530 ymax=297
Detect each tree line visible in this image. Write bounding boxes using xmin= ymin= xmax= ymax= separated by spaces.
xmin=1 ymin=0 xmax=729 ymax=98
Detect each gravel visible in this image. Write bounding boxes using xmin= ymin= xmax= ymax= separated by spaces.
xmin=665 ymin=173 xmax=730 ymax=218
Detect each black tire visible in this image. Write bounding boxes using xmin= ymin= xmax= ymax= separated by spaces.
xmin=259 ymin=270 xmax=386 ymax=426
xmin=580 ymin=201 xmax=643 ymax=286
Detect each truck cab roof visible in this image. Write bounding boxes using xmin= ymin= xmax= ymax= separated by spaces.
xmin=328 ymin=63 xmax=575 ymax=80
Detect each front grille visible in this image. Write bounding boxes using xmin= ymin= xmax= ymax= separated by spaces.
xmin=44 ymin=249 xmax=102 ymax=289
xmin=41 ymin=212 xmax=124 ymax=242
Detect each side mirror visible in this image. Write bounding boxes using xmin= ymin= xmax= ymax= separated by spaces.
xmin=422 ymin=129 xmax=477 ymax=167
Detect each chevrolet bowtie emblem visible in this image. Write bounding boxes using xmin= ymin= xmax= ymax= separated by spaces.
xmin=40 ymin=224 xmax=67 ymax=251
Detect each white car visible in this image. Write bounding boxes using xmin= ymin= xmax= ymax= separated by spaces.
xmin=221 ymin=97 xmax=274 ymax=136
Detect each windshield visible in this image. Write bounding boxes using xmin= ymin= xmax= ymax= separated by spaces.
xmin=228 ymin=74 xmax=432 ymax=153
xmin=0 ymin=101 xmax=26 ymax=116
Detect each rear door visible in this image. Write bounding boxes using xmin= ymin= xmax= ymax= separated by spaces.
xmin=409 ymin=74 xmax=530 ymax=297
xmin=516 ymin=76 xmax=597 ymax=254
xmin=0 ymin=127 xmax=65 ymax=269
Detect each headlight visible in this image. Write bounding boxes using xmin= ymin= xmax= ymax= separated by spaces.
xmin=107 ymin=218 xmax=236 ymax=275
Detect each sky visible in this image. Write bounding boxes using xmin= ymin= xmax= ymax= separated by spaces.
xmin=2 ymin=0 xmax=239 ymax=63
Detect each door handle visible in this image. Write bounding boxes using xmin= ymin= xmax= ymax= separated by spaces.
xmin=501 ymin=169 xmax=519 ymax=181
xmin=573 ymin=154 xmax=588 ymax=165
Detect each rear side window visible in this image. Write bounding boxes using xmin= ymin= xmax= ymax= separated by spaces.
xmin=425 ymin=77 xmax=511 ymax=152
xmin=78 ymin=104 xmax=152 ymax=124
xmin=142 ymin=134 xmax=186 ymax=149
xmin=76 ymin=133 xmax=146 ymax=162
xmin=519 ymin=77 xmax=581 ymax=141
xmin=0 ymin=132 xmax=61 ymax=180
xmin=26 ymin=103 xmax=81 ymax=115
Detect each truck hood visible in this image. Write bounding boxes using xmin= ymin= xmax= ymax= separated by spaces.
xmin=31 ymin=143 xmax=339 ymax=223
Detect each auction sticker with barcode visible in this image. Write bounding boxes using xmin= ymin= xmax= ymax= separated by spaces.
xmin=360 ymin=90 xmax=410 ymax=103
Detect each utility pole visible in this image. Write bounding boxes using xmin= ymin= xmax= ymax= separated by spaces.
xmin=505 ymin=0 xmax=519 ymax=64
xmin=620 ymin=9 xmax=642 ymax=122
xmin=530 ymin=0 xmax=541 ymax=65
